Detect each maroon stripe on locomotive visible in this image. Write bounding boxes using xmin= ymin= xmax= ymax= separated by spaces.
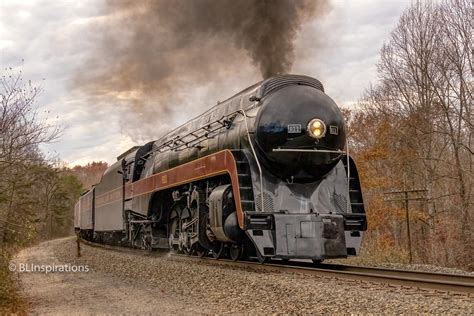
xmin=94 ymin=150 xmax=245 ymax=229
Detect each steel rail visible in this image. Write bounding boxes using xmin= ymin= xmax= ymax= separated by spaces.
xmin=172 ymin=255 xmax=474 ymax=295
xmin=79 ymin=239 xmax=473 ymax=295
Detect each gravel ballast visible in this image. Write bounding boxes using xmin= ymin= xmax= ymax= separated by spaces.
xmin=15 ymin=237 xmax=474 ymax=314
xmin=327 ymin=258 xmax=474 ymax=276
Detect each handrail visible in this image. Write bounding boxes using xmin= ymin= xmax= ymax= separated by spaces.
xmin=139 ymin=107 xmax=265 ymax=213
xmin=346 ymin=140 xmax=350 ymax=213
xmin=272 ymin=148 xmax=346 ymax=154
xmin=145 ymin=110 xmax=242 ymax=156
xmin=237 ymin=109 xmax=265 ymax=213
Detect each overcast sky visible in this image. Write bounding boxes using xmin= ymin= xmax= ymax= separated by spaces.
xmin=0 ymin=0 xmax=411 ymax=166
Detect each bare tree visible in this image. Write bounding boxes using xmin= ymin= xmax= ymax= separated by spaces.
xmin=0 ymin=67 xmax=62 ymax=246
xmin=352 ymin=0 xmax=472 ymax=267
xmin=428 ymin=0 xmax=473 ymax=264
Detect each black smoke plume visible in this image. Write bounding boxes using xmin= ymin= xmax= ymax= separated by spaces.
xmin=75 ymin=0 xmax=329 ymax=139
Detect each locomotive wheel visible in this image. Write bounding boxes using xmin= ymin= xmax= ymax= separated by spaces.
xmin=211 ymin=242 xmax=224 ymax=259
xmin=229 ymin=243 xmax=243 ymax=261
xmin=137 ymin=231 xmax=146 ymax=250
xmin=312 ymin=259 xmax=323 ymax=265
xmin=195 ymin=244 xmax=207 ymax=258
xmin=198 ymin=210 xmax=221 ymax=258
xmin=182 ymin=240 xmax=192 ymax=255
xmin=183 ymin=246 xmax=194 ymax=256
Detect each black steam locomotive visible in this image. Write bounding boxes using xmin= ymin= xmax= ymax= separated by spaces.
xmin=75 ymin=74 xmax=367 ymax=262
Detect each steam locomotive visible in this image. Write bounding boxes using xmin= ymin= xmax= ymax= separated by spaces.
xmin=74 ymin=74 xmax=367 ymax=262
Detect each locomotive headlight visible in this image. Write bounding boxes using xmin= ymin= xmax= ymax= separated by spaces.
xmin=307 ymin=119 xmax=326 ymax=139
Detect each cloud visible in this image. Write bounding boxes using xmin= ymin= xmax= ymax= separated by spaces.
xmin=1 ymin=0 xmax=411 ymax=165
xmin=293 ymin=0 xmax=411 ymax=105
xmin=0 ymin=0 xmax=119 ymax=164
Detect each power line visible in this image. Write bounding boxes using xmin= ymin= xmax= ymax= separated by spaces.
xmin=384 ymin=179 xmax=428 ymax=264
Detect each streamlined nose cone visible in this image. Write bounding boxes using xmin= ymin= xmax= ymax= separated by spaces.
xmin=256 ymin=84 xmax=346 ymax=182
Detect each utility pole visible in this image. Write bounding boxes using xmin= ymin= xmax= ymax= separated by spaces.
xmin=384 ymin=180 xmax=427 ymax=264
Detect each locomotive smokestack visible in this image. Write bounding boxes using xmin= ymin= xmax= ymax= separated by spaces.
xmin=74 ymin=0 xmax=330 ymax=138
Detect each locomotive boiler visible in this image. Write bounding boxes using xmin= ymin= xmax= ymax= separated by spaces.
xmin=74 ymin=74 xmax=367 ymax=262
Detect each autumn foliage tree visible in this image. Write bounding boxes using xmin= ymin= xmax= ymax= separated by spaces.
xmin=71 ymin=161 xmax=108 ymax=190
xmin=349 ymin=0 xmax=472 ymax=268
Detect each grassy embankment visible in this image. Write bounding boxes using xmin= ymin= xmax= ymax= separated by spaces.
xmin=0 ymin=249 xmax=28 ymax=314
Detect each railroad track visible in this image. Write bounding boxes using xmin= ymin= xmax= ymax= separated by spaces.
xmin=79 ymin=239 xmax=474 ymax=295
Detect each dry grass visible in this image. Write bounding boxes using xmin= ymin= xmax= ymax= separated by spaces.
xmin=0 ymin=249 xmax=28 ymax=314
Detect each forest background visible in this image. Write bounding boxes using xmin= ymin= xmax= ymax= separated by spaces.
xmin=0 ymin=0 xmax=471 ymax=310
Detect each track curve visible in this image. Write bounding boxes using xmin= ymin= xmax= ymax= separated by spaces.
xmin=79 ymin=239 xmax=474 ymax=295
